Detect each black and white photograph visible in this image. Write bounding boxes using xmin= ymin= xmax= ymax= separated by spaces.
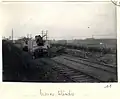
xmin=2 ymin=1 xmax=117 ymax=82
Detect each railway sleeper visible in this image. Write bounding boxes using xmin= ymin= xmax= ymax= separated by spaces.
xmin=71 ymin=75 xmax=88 ymax=79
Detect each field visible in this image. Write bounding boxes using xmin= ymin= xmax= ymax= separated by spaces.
xmin=2 ymin=40 xmax=70 ymax=82
xmin=51 ymin=38 xmax=117 ymax=49
xmin=51 ymin=38 xmax=117 ymax=66
xmin=2 ymin=38 xmax=117 ymax=82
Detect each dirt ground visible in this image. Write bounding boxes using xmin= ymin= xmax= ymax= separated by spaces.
xmin=2 ymin=40 xmax=71 ymax=82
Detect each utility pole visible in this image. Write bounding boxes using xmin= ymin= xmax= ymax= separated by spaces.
xmin=30 ymin=34 xmax=32 ymax=39
xmin=27 ymin=34 xmax=29 ymax=38
xmin=12 ymin=28 xmax=13 ymax=42
xmin=41 ymin=30 xmax=44 ymax=37
xmin=46 ymin=30 xmax=48 ymax=40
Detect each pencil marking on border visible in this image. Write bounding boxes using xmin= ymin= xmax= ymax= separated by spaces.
xmin=111 ymin=0 xmax=120 ymax=6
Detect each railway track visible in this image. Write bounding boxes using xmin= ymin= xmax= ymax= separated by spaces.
xmin=51 ymin=54 xmax=117 ymax=82
xmin=62 ymin=54 xmax=117 ymax=74
xmin=40 ymin=58 xmax=100 ymax=82
xmin=65 ymin=53 xmax=116 ymax=67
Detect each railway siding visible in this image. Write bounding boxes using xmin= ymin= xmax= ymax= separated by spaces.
xmin=52 ymin=55 xmax=117 ymax=82
xmin=40 ymin=58 xmax=100 ymax=82
xmin=64 ymin=53 xmax=117 ymax=67
xmin=61 ymin=55 xmax=117 ymax=74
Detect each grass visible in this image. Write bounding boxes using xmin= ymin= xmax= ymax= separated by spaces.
xmin=2 ymin=40 xmax=69 ymax=82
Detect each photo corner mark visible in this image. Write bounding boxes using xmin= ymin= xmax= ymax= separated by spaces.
xmin=111 ymin=0 xmax=120 ymax=6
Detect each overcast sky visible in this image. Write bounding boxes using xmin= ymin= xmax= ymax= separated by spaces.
xmin=1 ymin=2 xmax=117 ymax=40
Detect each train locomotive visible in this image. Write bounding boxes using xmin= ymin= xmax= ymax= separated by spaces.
xmin=23 ymin=34 xmax=50 ymax=59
